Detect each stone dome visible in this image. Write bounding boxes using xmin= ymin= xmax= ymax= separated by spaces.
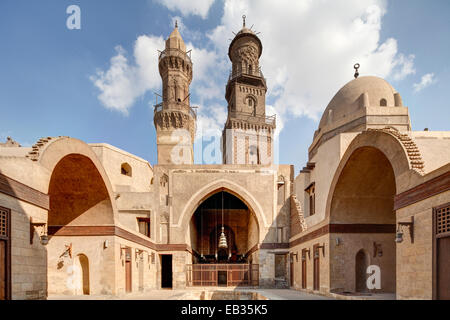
xmin=318 ymin=76 xmax=401 ymax=131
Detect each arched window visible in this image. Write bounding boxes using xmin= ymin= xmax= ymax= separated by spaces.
xmin=247 ymin=96 xmax=257 ymax=115
xmin=121 ymin=163 xmax=132 ymax=177
xmin=380 ymin=99 xmax=387 ymax=106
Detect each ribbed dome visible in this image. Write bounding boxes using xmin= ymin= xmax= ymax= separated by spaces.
xmin=318 ymin=76 xmax=400 ymax=130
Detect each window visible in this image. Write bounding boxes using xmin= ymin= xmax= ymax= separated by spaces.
xmin=436 ymin=204 xmax=450 ymax=235
xmin=276 ymin=227 xmax=284 ymax=243
xmin=121 ymin=163 xmax=132 ymax=177
xmin=0 ymin=207 xmax=9 ymax=238
xmin=137 ymin=218 xmax=150 ymax=238
xmin=380 ymin=99 xmax=387 ymax=106
xmin=305 ymin=183 xmax=316 ymax=216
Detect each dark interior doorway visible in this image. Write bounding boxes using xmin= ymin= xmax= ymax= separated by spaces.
xmin=218 ymin=271 xmax=227 ymax=286
xmin=161 ymin=255 xmax=173 ymax=289
xmin=355 ymin=250 xmax=369 ymax=293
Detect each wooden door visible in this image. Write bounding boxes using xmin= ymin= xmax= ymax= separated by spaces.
xmin=313 ymin=247 xmax=320 ymax=291
xmin=125 ymin=248 xmax=132 ymax=293
xmin=302 ymin=258 xmax=307 ymax=289
xmin=437 ymin=237 xmax=450 ymax=299
xmin=435 ymin=204 xmax=450 ymax=300
xmin=290 ymin=260 xmax=294 ymax=287
xmin=0 ymin=207 xmax=9 ymax=300
xmin=0 ymin=241 xmax=5 ymax=300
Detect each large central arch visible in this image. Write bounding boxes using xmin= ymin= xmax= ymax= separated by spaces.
xmin=179 ymin=179 xmax=267 ymax=243
xmin=187 ymin=189 xmax=260 ymax=263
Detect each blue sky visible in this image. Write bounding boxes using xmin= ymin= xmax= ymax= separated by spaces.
xmin=0 ymin=0 xmax=449 ymax=172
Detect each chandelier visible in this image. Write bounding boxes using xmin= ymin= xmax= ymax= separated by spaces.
xmin=218 ymin=191 xmax=228 ymax=249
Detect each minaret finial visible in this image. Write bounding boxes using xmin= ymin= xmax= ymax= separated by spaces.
xmin=242 ymin=15 xmax=246 ymax=28
xmin=175 ymin=20 xmax=178 ymax=28
xmin=354 ymin=63 xmax=360 ymax=79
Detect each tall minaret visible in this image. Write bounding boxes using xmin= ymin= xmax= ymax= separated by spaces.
xmin=154 ymin=22 xmax=196 ymax=165
xmin=222 ymin=16 xmax=275 ymax=165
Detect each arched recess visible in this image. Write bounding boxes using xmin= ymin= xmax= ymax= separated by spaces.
xmin=325 ymin=129 xmax=414 ymax=221
xmin=36 ymin=137 xmax=118 ymax=296
xmin=188 ymin=190 xmax=259 ymax=265
xmin=327 ymin=140 xmax=399 ymax=293
xmin=48 ymin=154 xmax=115 ymax=226
xmin=180 ymin=180 xmax=266 ymax=243
xmin=37 ymin=137 xmax=119 ymax=224
xmin=75 ymin=254 xmax=90 ymax=295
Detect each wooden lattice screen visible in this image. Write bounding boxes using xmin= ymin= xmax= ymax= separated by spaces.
xmin=436 ymin=205 xmax=450 ymax=236
xmin=0 ymin=208 xmax=8 ymax=238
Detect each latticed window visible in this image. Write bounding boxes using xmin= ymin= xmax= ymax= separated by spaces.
xmin=0 ymin=208 xmax=8 ymax=238
xmin=436 ymin=205 xmax=450 ymax=235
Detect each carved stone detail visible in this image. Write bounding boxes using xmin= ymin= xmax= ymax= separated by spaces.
xmin=368 ymin=127 xmax=425 ymax=173
xmin=291 ymin=194 xmax=307 ymax=233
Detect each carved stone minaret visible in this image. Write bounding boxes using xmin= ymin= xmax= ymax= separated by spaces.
xmin=154 ymin=23 xmax=196 ymax=165
xmin=222 ymin=16 xmax=275 ymax=165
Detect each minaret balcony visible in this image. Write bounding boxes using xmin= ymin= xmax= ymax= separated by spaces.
xmin=228 ymin=110 xmax=276 ymax=127
xmin=158 ymin=48 xmax=192 ymax=65
xmin=154 ymin=101 xmax=197 ymax=120
xmin=228 ymin=67 xmax=266 ymax=86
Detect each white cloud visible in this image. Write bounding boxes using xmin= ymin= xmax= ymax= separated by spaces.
xmin=91 ymin=36 xmax=164 ymax=115
xmin=93 ymin=0 xmax=417 ymax=150
xmin=392 ymin=54 xmax=416 ymax=81
xmin=156 ymin=0 xmax=215 ymax=19
xmin=413 ymin=73 xmax=436 ymax=93
xmin=209 ymin=0 xmax=416 ymax=121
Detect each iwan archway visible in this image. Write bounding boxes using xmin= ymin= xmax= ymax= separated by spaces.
xmin=186 ymin=189 xmax=260 ymax=287
xmin=329 ymin=146 xmax=397 ymax=294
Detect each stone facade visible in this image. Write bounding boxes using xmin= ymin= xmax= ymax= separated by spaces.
xmin=0 ymin=19 xmax=449 ymax=301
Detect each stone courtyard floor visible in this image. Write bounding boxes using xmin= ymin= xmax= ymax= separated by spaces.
xmin=47 ymin=288 xmax=396 ymax=300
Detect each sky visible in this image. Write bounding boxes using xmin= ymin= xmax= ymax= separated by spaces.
xmin=0 ymin=0 xmax=449 ymax=172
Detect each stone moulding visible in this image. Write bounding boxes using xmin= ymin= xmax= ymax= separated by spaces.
xmin=290 ymin=194 xmax=307 ymax=234
xmin=26 ymin=136 xmax=70 ymax=162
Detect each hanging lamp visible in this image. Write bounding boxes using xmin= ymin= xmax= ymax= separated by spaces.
xmin=218 ymin=191 xmax=228 ymax=249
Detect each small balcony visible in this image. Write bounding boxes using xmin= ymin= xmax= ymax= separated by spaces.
xmin=154 ymin=101 xmax=197 ymax=120
xmin=228 ymin=110 xmax=276 ymax=127
xmin=228 ymin=66 xmax=266 ymax=85
xmin=158 ymin=48 xmax=192 ymax=65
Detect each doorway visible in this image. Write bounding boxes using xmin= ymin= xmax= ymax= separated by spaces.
xmin=290 ymin=254 xmax=294 ymax=286
xmin=125 ymin=247 xmax=132 ymax=293
xmin=161 ymin=255 xmax=173 ymax=289
xmin=313 ymin=245 xmax=320 ymax=291
xmin=301 ymin=249 xmax=307 ymax=289
xmin=77 ymin=254 xmax=90 ymax=295
xmin=355 ymin=250 xmax=369 ymax=293
xmin=435 ymin=204 xmax=450 ymax=300
xmin=0 ymin=207 xmax=10 ymax=300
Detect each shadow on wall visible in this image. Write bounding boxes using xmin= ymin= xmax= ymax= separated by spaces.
xmin=0 ymin=169 xmax=48 ymax=300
